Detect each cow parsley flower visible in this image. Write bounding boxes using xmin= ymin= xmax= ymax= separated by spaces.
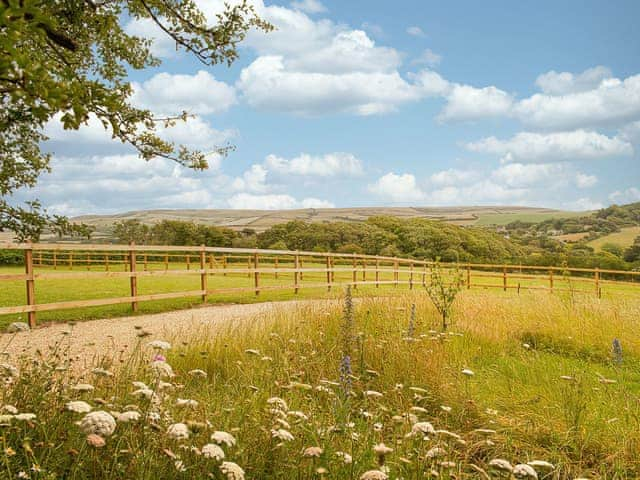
xmin=219 ymin=461 xmax=245 ymax=480
xmin=80 ymin=411 xmax=116 ymax=437
xmin=271 ymin=428 xmax=294 ymax=442
xmin=66 ymin=401 xmax=92 ymax=413
xmin=360 ymin=470 xmax=388 ymax=480
xmin=202 ymin=443 xmax=225 ymax=460
xmin=211 ymin=431 xmax=236 ymax=447
xmin=167 ymin=423 xmax=190 ymax=440
xmin=303 ymin=446 xmax=323 ymax=457
xmin=148 ymin=340 xmax=171 ymax=350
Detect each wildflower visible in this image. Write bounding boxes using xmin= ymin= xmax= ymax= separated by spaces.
xmin=176 ymin=398 xmax=198 ymax=408
xmin=410 ymin=406 xmax=428 ymax=414
xmin=71 ymin=383 xmax=94 ymax=392
xmin=80 ymin=411 xmax=116 ymax=437
xmin=132 ymin=381 xmax=149 ymax=389
xmin=513 ymin=464 xmax=538 ymax=479
xmin=244 ymin=349 xmax=260 ymax=356
xmin=360 ymin=470 xmax=388 ymax=480
xmin=14 ymin=413 xmax=36 ymax=421
xmin=489 ymin=459 xmax=513 ymax=473
xmin=411 ymin=421 xmax=436 ymax=435
xmin=485 ymin=408 xmax=498 ymax=416
xmin=440 ymin=405 xmax=452 ymax=413
xmin=0 ymin=363 xmax=19 ymax=383
xmin=527 ymin=460 xmax=554 ymax=471
xmin=436 ymin=430 xmax=462 ymax=441
xmin=92 ymin=368 xmax=113 ymax=377
xmin=151 ymin=360 xmax=175 ymax=378
xmin=287 ymin=410 xmax=308 ymax=420
xmin=117 ymin=411 xmax=141 ymax=423
xmin=86 ymin=434 xmax=106 ymax=448
xmin=2 ymin=405 xmax=18 ymax=414
xmin=4 ymin=447 xmax=16 ymax=456
xmin=189 ymin=369 xmax=207 ymax=378
xmin=267 ymin=397 xmax=288 ymax=411
xmin=66 ymin=401 xmax=92 ymax=413
xmin=461 ymin=368 xmax=474 ymax=377
xmin=425 ymin=446 xmax=446 ymax=459
xmin=153 ymin=354 xmax=166 ymax=362
xmin=409 ymin=387 xmax=428 ymax=394
xmin=288 ymin=381 xmax=313 ymax=390
xmin=174 ymin=460 xmax=186 ymax=472
xmin=374 ymin=443 xmax=393 ymax=465
xmin=219 ymin=461 xmax=245 ymax=480
xmin=17 ymin=472 xmax=28 ymax=478
xmin=211 ymin=431 xmax=236 ymax=447
xmin=132 ymin=388 xmax=155 ymax=399
xmin=474 ymin=428 xmax=496 ymax=436
xmin=167 ymin=423 xmax=190 ymax=440
xmin=303 ymin=446 xmax=323 ymax=457
xmin=271 ymin=428 xmax=294 ymax=442
xmin=364 ymin=390 xmax=383 ymax=398
xmin=148 ymin=340 xmax=171 ymax=350
xmin=560 ymin=375 xmax=574 ymax=381
xmin=202 ymin=443 xmax=225 ymax=460
xmin=335 ymin=451 xmax=353 ymax=464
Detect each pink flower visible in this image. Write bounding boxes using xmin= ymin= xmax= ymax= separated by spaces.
xmin=153 ymin=354 xmax=166 ymax=362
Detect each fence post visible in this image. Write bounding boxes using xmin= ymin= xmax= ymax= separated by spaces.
xmin=143 ymin=254 xmax=148 ymax=272
xmin=299 ymin=257 xmax=304 ymax=280
xmin=502 ymin=266 xmax=507 ymax=292
xmin=53 ymin=250 xmax=57 ymax=270
xmin=331 ymin=256 xmax=335 ymax=283
xmin=326 ymin=255 xmax=331 ymax=292
xmin=164 ymin=253 xmax=169 ymax=271
xmin=86 ymin=252 xmax=90 ymax=270
xmin=362 ymin=259 xmax=366 ymax=283
xmin=129 ymin=242 xmax=138 ymax=312
xmin=352 ymin=254 xmax=357 ymax=289
xmin=200 ymin=245 xmax=208 ymax=303
xmin=394 ymin=260 xmax=399 ymax=287
xmin=24 ymin=245 xmax=36 ymax=328
xmin=69 ymin=252 xmax=73 ymax=270
xmin=223 ymin=255 xmax=227 ymax=276
xmin=594 ymin=267 xmax=600 ymax=298
xmin=105 ymin=254 xmax=109 ymax=272
xmin=186 ymin=254 xmax=191 ymax=271
xmin=409 ymin=261 xmax=414 ymax=290
xmin=466 ymin=264 xmax=471 ymax=289
xmin=294 ymin=252 xmax=300 ymax=294
xmin=254 ymin=252 xmax=260 ymax=296
xmin=209 ymin=254 xmax=214 ymax=270
xmin=375 ymin=257 xmax=380 ymax=288
xmin=549 ymin=269 xmax=554 ymax=293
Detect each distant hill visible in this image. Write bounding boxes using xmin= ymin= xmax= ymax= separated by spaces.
xmin=72 ymin=206 xmax=578 ymax=237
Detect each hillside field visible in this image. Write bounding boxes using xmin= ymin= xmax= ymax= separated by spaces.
xmin=587 ymin=226 xmax=640 ymax=251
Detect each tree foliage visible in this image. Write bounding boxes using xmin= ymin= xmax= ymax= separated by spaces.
xmin=0 ymin=0 xmax=271 ymax=240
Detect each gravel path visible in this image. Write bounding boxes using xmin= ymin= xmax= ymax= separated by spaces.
xmin=0 ymin=300 xmax=330 ymax=370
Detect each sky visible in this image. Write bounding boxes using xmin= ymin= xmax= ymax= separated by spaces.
xmin=18 ymin=0 xmax=640 ymax=215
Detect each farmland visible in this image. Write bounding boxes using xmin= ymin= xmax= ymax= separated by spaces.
xmin=587 ymin=226 xmax=640 ymax=251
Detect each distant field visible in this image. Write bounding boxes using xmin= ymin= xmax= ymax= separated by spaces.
xmin=69 ymin=205 xmax=579 ymax=236
xmin=587 ymin=226 xmax=640 ymax=251
xmin=552 ymin=232 xmax=591 ymax=243
xmin=475 ymin=210 xmax=587 ymax=226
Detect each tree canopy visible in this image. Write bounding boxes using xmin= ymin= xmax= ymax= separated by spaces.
xmin=0 ymin=0 xmax=271 ymax=240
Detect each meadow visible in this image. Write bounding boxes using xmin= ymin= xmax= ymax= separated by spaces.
xmin=587 ymin=227 xmax=640 ymax=251
xmin=1 ymin=286 xmax=639 ymax=479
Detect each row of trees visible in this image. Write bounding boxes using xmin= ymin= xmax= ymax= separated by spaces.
xmin=110 ymin=216 xmax=640 ymax=270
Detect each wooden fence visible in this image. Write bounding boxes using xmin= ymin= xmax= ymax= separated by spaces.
xmin=1 ymin=242 xmax=639 ymax=328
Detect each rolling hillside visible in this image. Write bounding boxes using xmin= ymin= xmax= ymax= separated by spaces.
xmin=73 ymin=206 xmax=577 ymax=236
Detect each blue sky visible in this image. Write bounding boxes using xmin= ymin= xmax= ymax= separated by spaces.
xmin=23 ymin=0 xmax=640 ymax=215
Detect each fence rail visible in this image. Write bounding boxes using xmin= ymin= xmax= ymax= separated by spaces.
xmin=1 ymin=242 xmax=639 ymax=328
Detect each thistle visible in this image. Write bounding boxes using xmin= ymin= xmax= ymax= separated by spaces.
xmin=339 ymin=286 xmax=354 ymax=396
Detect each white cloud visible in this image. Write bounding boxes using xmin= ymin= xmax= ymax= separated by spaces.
xmin=566 ymin=198 xmax=604 ymax=211
xmin=225 ymin=193 xmax=333 ymax=209
xmin=575 ymin=172 xmax=598 ymax=188
xmin=490 ymin=163 xmax=570 ymax=188
xmin=439 ymin=84 xmax=513 ymax=122
xmin=514 ymin=74 xmax=640 ymax=130
xmin=466 ymin=130 xmax=632 ymax=163
xmin=429 ymin=168 xmax=479 ymax=186
xmin=406 ymin=26 xmax=425 ymax=37
xmin=368 ymin=173 xmax=425 ymax=202
xmin=238 ymin=55 xmax=422 ymax=115
xmin=412 ymin=48 xmax=442 ymax=67
xmin=301 ymin=197 xmax=335 ymax=208
xmin=609 ymin=187 xmax=640 ymax=204
xmin=290 ymin=0 xmax=327 ymax=14
xmin=231 ymin=164 xmax=269 ymax=193
xmin=264 ymin=152 xmax=363 ymax=177
xmin=620 ymin=120 xmax=640 ymax=145
xmin=535 ymin=66 xmax=612 ymax=95
xmin=131 ymin=70 xmax=236 ymax=115
xmin=124 ymin=18 xmax=178 ymax=59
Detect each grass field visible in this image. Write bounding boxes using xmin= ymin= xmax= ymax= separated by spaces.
xmin=2 ymin=259 xmax=638 ymax=329
xmin=587 ymin=226 xmax=640 ymax=251
xmin=474 ymin=211 xmax=587 ymax=226
xmin=1 ymin=289 xmax=639 ymax=478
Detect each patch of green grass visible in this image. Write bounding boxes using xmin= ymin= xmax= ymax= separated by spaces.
xmin=475 ymin=211 xmax=587 ymax=226
xmin=587 ymin=226 xmax=640 ymax=251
